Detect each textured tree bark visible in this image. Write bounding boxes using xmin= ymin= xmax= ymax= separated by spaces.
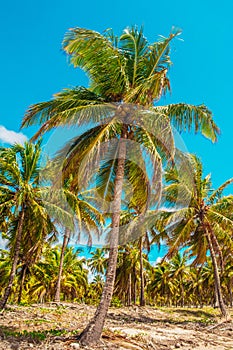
xmin=206 ymin=228 xmax=230 ymax=319
xmin=17 ymin=264 xmax=27 ymax=304
xmin=78 ymin=124 xmax=127 ymax=346
xmin=139 ymin=237 xmax=145 ymax=306
xmin=54 ymin=228 xmax=70 ymax=302
xmin=0 ymin=210 xmax=25 ymax=310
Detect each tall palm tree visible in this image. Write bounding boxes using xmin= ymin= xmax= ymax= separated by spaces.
xmin=87 ymin=248 xmax=107 ymax=276
xmin=0 ymin=142 xmax=72 ymax=310
xmin=160 ymin=154 xmax=233 ymax=317
xmin=21 ymin=26 xmax=219 ymax=345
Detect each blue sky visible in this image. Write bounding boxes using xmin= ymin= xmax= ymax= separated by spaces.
xmin=0 ymin=0 xmax=232 ymax=190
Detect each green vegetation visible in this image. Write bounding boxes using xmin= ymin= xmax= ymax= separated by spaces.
xmin=0 ymin=25 xmax=232 ymax=348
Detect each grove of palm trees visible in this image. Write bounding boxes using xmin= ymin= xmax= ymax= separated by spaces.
xmin=0 ymin=26 xmax=233 ymax=349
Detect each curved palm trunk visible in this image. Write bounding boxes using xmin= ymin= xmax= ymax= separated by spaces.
xmin=78 ymin=127 xmax=127 ymax=346
xmin=206 ymin=228 xmax=229 ymax=318
xmin=54 ymin=228 xmax=70 ymax=302
xmin=139 ymin=237 xmax=145 ymax=306
xmin=0 ymin=210 xmax=24 ymax=310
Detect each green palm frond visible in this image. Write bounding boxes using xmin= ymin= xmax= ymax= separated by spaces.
xmin=165 ymin=207 xmax=196 ymax=228
xmin=207 ymin=208 xmax=233 ymax=231
xmin=166 ymin=217 xmax=197 ymax=258
xmin=209 ymin=179 xmax=233 ymax=204
xmin=123 ymin=30 xmax=181 ymax=104
xmin=124 ymin=157 xmax=150 ymax=212
xmin=155 ymin=103 xmax=220 ymax=142
xmin=188 ymin=154 xmax=205 ymax=200
xmin=63 ymin=28 xmax=129 ymax=99
xmin=119 ymin=26 xmax=148 ymax=87
xmin=22 ymin=87 xmax=115 ymax=140
xmin=163 ymin=155 xmax=195 ymax=208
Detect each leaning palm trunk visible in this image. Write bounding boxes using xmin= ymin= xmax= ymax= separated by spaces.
xmin=0 ymin=210 xmax=24 ymax=310
xmin=139 ymin=237 xmax=145 ymax=306
xmin=206 ymin=228 xmax=229 ymax=318
xmin=78 ymin=128 xmax=127 ymax=346
xmin=54 ymin=228 xmax=70 ymax=302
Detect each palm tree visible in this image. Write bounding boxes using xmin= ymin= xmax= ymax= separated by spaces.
xmin=0 ymin=250 xmax=11 ymax=297
xmin=114 ymin=242 xmax=150 ymax=306
xmin=54 ymin=228 xmax=70 ymax=302
xmin=54 ymin=185 xmax=104 ymax=302
xmin=160 ymin=154 xmax=233 ymax=317
xmin=147 ymin=260 xmax=175 ymax=306
xmin=0 ymin=142 xmax=72 ymax=310
xmin=87 ymin=248 xmax=107 ymax=276
xmin=21 ymin=26 xmax=219 ymax=345
xmin=169 ymin=252 xmax=190 ymax=307
xmin=29 ymin=245 xmax=87 ymax=302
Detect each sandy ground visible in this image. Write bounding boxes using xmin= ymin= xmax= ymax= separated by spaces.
xmin=0 ymin=303 xmax=233 ymax=349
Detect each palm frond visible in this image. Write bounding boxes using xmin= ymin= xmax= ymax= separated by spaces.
xmin=22 ymin=87 xmax=115 ymax=140
xmin=124 ymin=30 xmax=181 ymax=104
xmin=155 ymin=103 xmax=220 ymax=142
xmin=209 ymin=178 xmax=233 ymax=204
xmin=63 ymin=27 xmax=129 ymax=99
xmin=207 ymin=208 xmax=233 ymax=231
xmin=119 ymin=26 xmax=148 ymax=87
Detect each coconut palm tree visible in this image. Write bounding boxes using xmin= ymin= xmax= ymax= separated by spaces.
xmin=54 ymin=184 xmax=104 ymax=302
xmin=169 ymin=252 xmax=190 ymax=307
xmin=147 ymin=260 xmax=175 ymax=306
xmin=160 ymin=154 xmax=233 ymax=317
xmin=87 ymin=248 xmax=107 ymax=276
xmin=21 ymin=26 xmax=219 ymax=345
xmin=114 ymin=242 xmax=150 ymax=306
xmin=0 ymin=250 xmax=11 ymax=296
xmin=29 ymin=245 xmax=87 ymax=302
xmin=0 ymin=142 xmax=72 ymax=310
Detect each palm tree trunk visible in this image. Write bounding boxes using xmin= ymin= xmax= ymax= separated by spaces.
xmin=180 ymin=278 xmax=185 ymax=307
xmin=17 ymin=264 xmax=27 ymax=304
xmin=133 ymin=266 xmax=137 ymax=305
xmin=213 ymin=280 xmax=219 ymax=308
xmin=229 ymin=278 xmax=233 ymax=307
xmin=139 ymin=237 xmax=145 ymax=306
xmin=206 ymin=228 xmax=229 ymax=318
xmin=128 ymin=272 xmax=132 ymax=306
xmin=0 ymin=210 xmax=24 ymax=310
xmin=78 ymin=125 xmax=127 ymax=346
xmin=54 ymin=228 xmax=70 ymax=302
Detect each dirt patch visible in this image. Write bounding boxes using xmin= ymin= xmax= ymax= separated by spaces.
xmin=0 ymin=304 xmax=232 ymax=349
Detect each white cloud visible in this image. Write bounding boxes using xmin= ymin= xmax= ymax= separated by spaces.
xmin=0 ymin=125 xmax=28 ymax=145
